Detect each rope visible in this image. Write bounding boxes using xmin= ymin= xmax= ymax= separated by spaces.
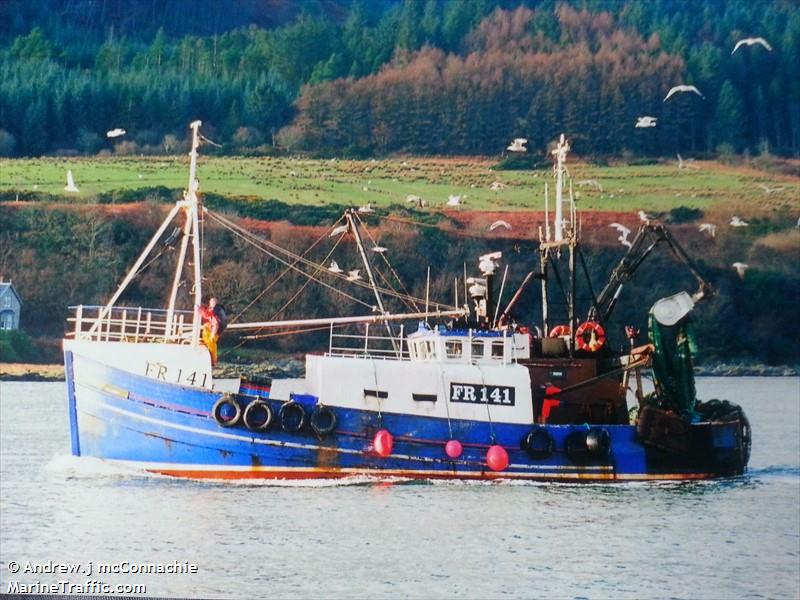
xmin=229 ymin=216 xmax=343 ymax=323
xmin=208 ymin=210 xmax=456 ymax=311
xmin=207 ymin=211 xmax=372 ymax=308
xmin=355 ymin=212 xmax=421 ymax=313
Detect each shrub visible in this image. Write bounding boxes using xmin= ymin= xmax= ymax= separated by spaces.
xmin=668 ymin=206 xmax=704 ymax=223
xmin=0 ymin=330 xmax=41 ymax=362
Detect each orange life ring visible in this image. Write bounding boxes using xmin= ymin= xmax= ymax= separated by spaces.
xmin=549 ymin=324 xmax=571 ymax=338
xmin=575 ymin=321 xmax=606 ymax=352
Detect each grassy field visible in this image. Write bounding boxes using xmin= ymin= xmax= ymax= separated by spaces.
xmin=1 ymin=155 xmax=798 ymax=216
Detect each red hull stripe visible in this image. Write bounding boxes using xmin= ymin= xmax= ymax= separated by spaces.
xmin=146 ymin=467 xmax=716 ymax=482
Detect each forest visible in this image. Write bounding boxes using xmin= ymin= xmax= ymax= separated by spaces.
xmin=0 ymin=0 xmax=798 ymax=158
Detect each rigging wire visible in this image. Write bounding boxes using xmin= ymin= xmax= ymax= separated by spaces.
xmin=354 ymin=212 xmax=421 ymax=313
xmin=229 ymin=216 xmax=347 ymax=323
xmin=207 ymin=210 xmax=455 ymax=311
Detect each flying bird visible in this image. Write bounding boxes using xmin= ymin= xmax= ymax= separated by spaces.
xmin=406 ymin=194 xmax=424 ymax=207
xmin=329 ymin=224 xmax=349 ymax=237
xmin=635 ymin=116 xmax=657 ymax=128
xmin=64 ymin=170 xmax=79 ymax=193
xmin=732 ymin=37 xmax=772 ymax=54
xmin=446 ymin=194 xmax=462 ymax=206
xmin=698 ymin=223 xmax=717 ymax=237
xmin=664 ymin=85 xmax=704 ymax=101
xmin=358 ymin=203 xmax=375 ymax=213
xmin=756 ymin=183 xmax=785 ymax=194
xmin=730 ymin=216 xmax=749 ymax=227
xmin=328 ymin=260 xmax=343 ymax=274
xmin=507 ymin=138 xmax=528 ymax=152
xmin=371 ymin=245 xmax=387 ymax=254
xmin=489 ymin=181 xmax=507 ymax=192
xmin=732 ymin=262 xmax=749 ymax=278
xmin=609 ymin=223 xmax=631 ymax=237
xmin=619 ymin=234 xmax=633 ymax=248
xmin=638 ymin=210 xmax=654 ymax=223
xmin=489 ymin=220 xmax=512 ymax=232
xmin=106 ymin=128 xmax=126 ymax=138
xmin=346 ymin=269 xmax=361 ymax=282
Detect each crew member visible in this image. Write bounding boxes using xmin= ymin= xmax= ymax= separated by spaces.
xmin=198 ymin=297 xmax=224 ymax=365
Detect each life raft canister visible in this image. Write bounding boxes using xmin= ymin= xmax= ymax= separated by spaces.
xmin=243 ymin=399 xmax=273 ymax=432
xmin=549 ymin=324 xmax=571 ymax=338
xmin=212 ymin=394 xmax=242 ymax=428
xmin=575 ymin=321 xmax=606 ymax=352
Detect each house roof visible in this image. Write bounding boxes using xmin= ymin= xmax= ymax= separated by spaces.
xmin=0 ymin=282 xmax=22 ymax=306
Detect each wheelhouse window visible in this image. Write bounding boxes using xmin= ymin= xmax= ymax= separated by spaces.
xmin=491 ymin=341 xmax=505 ymax=358
xmin=471 ymin=341 xmax=485 ymax=359
xmin=445 ymin=340 xmax=463 ymax=358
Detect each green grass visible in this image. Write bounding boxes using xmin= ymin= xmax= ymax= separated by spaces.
xmin=1 ymin=155 xmax=798 ymax=213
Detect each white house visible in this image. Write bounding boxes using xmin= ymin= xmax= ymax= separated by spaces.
xmin=0 ymin=280 xmax=22 ymax=330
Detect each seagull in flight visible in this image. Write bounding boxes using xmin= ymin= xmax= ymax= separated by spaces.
xmin=64 ymin=170 xmax=79 ymax=193
xmin=406 ymin=194 xmax=424 ymax=207
xmin=489 ymin=220 xmax=512 ymax=232
xmin=664 ymin=85 xmax=704 ymax=101
xmin=371 ymin=245 xmax=387 ymax=254
xmin=756 ymin=183 xmax=785 ymax=194
xmin=346 ymin=269 xmax=361 ymax=282
xmin=619 ymin=234 xmax=633 ymax=248
xmin=610 ymin=223 xmax=631 ymax=237
xmin=328 ymin=260 xmax=343 ymax=274
xmin=358 ymin=203 xmax=375 ymax=213
xmin=730 ymin=216 xmax=749 ymax=227
xmin=329 ymin=224 xmax=349 ymax=237
xmin=446 ymin=194 xmax=462 ymax=206
xmin=732 ymin=37 xmax=772 ymax=54
xmin=635 ymin=116 xmax=657 ymax=128
xmin=489 ymin=181 xmax=507 ymax=192
xmin=698 ymin=223 xmax=717 ymax=237
xmin=732 ymin=262 xmax=749 ymax=278
xmin=638 ymin=210 xmax=654 ymax=223
xmin=106 ymin=128 xmax=126 ymax=138
xmin=507 ymin=138 xmax=528 ymax=152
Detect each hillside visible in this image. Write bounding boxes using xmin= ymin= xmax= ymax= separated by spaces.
xmin=1 ymin=156 xmax=798 ymax=366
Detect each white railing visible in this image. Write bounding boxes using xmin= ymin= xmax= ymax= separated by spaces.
xmin=327 ymin=323 xmax=409 ymax=360
xmin=66 ymin=305 xmax=196 ymax=344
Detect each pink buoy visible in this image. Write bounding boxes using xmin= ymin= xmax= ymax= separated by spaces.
xmin=373 ymin=429 xmax=393 ymax=457
xmin=445 ymin=439 xmax=463 ymax=459
xmin=486 ymin=444 xmax=509 ymax=472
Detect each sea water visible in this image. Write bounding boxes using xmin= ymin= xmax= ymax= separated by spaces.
xmin=1 ymin=378 xmax=798 ymax=599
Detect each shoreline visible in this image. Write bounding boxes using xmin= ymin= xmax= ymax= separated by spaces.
xmin=1 ymin=361 xmax=797 ymax=383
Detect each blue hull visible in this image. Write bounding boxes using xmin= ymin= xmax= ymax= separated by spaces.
xmin=65 ymin=351 xmax=747 ymax=482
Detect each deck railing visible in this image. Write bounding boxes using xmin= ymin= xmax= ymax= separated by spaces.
xmin=327 ymin=323 xmax=409 ymax=360
xmin=66 ymin=305 xmax=195 ymax=344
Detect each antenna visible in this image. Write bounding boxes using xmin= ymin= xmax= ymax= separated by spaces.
xmin=544 ymin=182 xmax=551 ymax=242
xmin=551 ymin=134 xmax=570 ymax=242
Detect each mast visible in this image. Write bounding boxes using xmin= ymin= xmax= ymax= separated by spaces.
xmin=345 ymin=209 xmax=398 ymax=353
xmin=166 ymin=120 xmax=204 ymax=346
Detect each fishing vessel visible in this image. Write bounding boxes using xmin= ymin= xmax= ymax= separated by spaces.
xmin=63 ymin=123 xmax=750 ymax=481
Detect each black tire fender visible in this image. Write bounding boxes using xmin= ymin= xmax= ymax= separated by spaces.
xmin=310 ymin=405 xmax=337 ymax=438
xmin=212 ymin=394 xmax=242 ymax=428
xmin=243 ymin=400 xmax=273 ymax=432
xmin=522 ymin=427 xmax=554 ymax=459
xmin=279 ymin=401 xmax=306 ymax=433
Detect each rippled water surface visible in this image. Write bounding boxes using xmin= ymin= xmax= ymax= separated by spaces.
xmin=1 ymin=377 xmax=798 ymax=599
